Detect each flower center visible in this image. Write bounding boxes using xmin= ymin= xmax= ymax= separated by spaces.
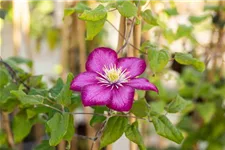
xmin=97 ymin=64 xmax=130 ymax=88
xmin=106 ymin=69 xmax=120 ymax=82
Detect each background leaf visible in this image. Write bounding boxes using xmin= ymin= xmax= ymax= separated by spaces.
xmin=148 ymin=49 xmax=169 ymax=73
xmin=11 ymin=90 xmax=44 ymax=106
xmin=174 ymin=53 xmax=205 ymax=72
xmin=79 ymin=4 xmax=106 ymax=21
xmin=152 ymin=115 xmax=184 ymax=144
xmin=130 ymin=98 xmax=149 ymax=117
xmin=196 ymin=102 xmax=216 ymax=124
xmin=141 ymin=9 xmax=158 ymax=26
xmin=189 ymin=15 xmax=210 ymax=24
xmin=63 ymin=114 xmax=75 ymax=141
xmin=47 ymin=112 xmax=70 ymax=146
xmin=64 ymin=2 xmax=91 ymax=17
xmin=117 ymin=1 xmax=137 ymax=18
xmin=164 ymin=8 xmax=178 ymax=16
xmin=7 ymin=57 xmax=33 ymax=69
xmin=175 ymin=25 xmax=193 ymax=39
xmin=86 ymin=16 xmax=106 ymax=40
xmin=100 ymin=116 xmax=128 ymax=149
xmin=125 ymin=122 xmax=146 ymax=150
xmin=49 ymin=78 xmax=64 ymax=98
xmin=12 ymin=111 xmax=33 ymax=143
xmin=90 ymin=106 xmax=107 ymax=127
xmin=0 ymin=69 xmax=9 ymax=88
xmin=165 ymin=95 xmax=191 ymax=113
xmin=56 ymin=73 xmax=73 ymax=106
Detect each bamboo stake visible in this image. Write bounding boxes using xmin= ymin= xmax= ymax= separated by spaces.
xmin=21 ymin=2 xmax=45 ymax=145
xmin=3 ymin=1 xmax=23 ymax=149
xmin=58 ymin=140 xmax=66 ymax=150
xmin=76 ymin=5 xmax=98 ymax=150
xmin=78 ymin=28 xmax=99 ymax=150
xmin=12 ymin=0 xmax=21 ymax=56
xmin=1 ymin=112 xmax=15 ymax=149
xmin=59 ymin=1 xmax=75 ymax=149
xmin=116 ymin=16 xmax=126 ymax=57
xmin=21 ymin=0 xmax=32 ymax=61
xmin=133 ymin=7 xmax=142 ymax=58
xmin=130 ymin=4 xmax=142 ymax=150
xmin=61 ymin=1 xmax=71 ymax=79
xmin=77 ymin=19 xmax=86 ymax=72
xmin=126 ymin=19 xmax=134 ymax=57
xmin=218 ymin=1 xmax=225 ymax=78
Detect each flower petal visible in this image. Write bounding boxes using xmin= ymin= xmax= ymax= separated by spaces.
xmin=117 ymin=57 xmax=146 ymax=78
xmin=107 ymin=86 xmax=134 ymax=111
xmin=81 ymin=84 xmax=112 ymax=106
xmin=86 ymin=47 xmax=118 ymax=73
xmin=70 ymin=72 xmax=98 ymax=91
xmin=126 ymin=78 xmax=158 ymax=93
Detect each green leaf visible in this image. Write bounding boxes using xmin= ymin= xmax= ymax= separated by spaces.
xmin=34 ymin=140 xmax=55 ymax=150
xmin=174 ymin=53 xmax=194 ymax=65
xmin=26 ymin=106 xmax=53 ymax=119
xmin=163 ymin=28 xmax=176 ymax=43
xmin=64 ymin=8 xmax=76 ymax=17
xmin=56 ymin=73 xmax=73 ymax=106
xmin=117 ymin=1 xmax=137 ymax=18
xmin=90 ymin=106 xmax=107 ymax=127
xmin=64 ymin=3 xmax=91 ymax=17
xmin=189 ymin=15 xmax=209 ymax=24
xmin=140 ymin=41 xmax=157 ymax=53
xmin=204 ymin=5 xmax=220 ymax=11
xmin=47 ymin=112 xmax=70 ymax=146
xmin=150 ymin=101 xmax=166 ymax=115
xmin=105 ymin=2 xmax=118 ymax=10
xmin=0 ymin=98 xmax=19 ymax=113
xmin=12 ymin=111 xmax=32 ymax=143
xmin=164 ymin=8 xmax=178 ymax=16
xmin=49 ymin=78 xmax=64 ymax=98
xmin=0 ymin=69 xmax=9 ymax=88
xmin=29 ymin=75 xmax=43 ymax=88
xmin=0 ymin=82 xmax=19 ymax=110
xmin=142 ymin=23 xmax=155 ymax=32
xmin=134 ymin=0 xmax=148 ymax=6
xmin=125 ymin=122 xmax=146 ymax=150
xmin=75 ymin=2 xmax=91 ymax=13
xmin=68 ymin=93 xmax=82 ymax=110
xmin=165 ymin=95 xmax=191 ymax=113
xmin=100 ymin=116 xmax=128 ymax=149
xmin=191 ymin=59 xmax=205 ymax=72
xmin=148 ymin=49 xmax=169 ymax=73
xmin=7 ymin=56 xmax=33 ymax=68
xmin=196 ymin=102 xmax=216 ymax=124
xmin=29 ymin=88 xmax=49 ymax=97
xmin=152 ymin=115 xmax=184 ymax=144
xmin=174 ymin=53 xmax=205 ymax=72
xmin=86 ymin=16 xmax=106 ymax=40
xmin=98 ymin=0 xmax=114 ymax=3
xmin=175 ymin=25 xmax=193 ymax=39
xmin=11 ymin=90 xmax=44 ymax=106
xmin=63 ymin=115 xmax=75 ymax=141
xmin=79 ymin=4 xmax=107 ymax=21
xmin=141 ymin=9 xmax=158 ymax=26
xmin=26 ymin=109 xmax=36 ymax=119
xmin=130 ymin=98 xmax=149 ymax=117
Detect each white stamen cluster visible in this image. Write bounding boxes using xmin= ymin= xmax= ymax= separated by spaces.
xmin=97 ymin=64 xmax=130 ymax=89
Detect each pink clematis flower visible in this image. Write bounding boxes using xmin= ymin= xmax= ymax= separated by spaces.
xmin=70 ymin=47 xmax=158 ymax=111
